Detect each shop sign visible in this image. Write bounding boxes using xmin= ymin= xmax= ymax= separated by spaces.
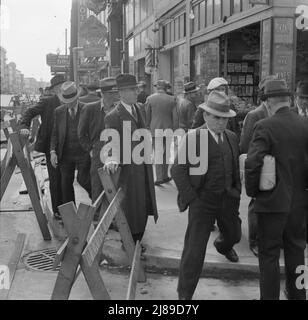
xmin=46 ymin=54 xmax=70 ymax=67
xmin=249 ymin=0 xmax=268 ymax=4
xmin=110 ymin=66 xmax=121 ymax=77
xmin=261 ymin=19 xmax=271 ymax=78
xmin=84 ymin=46 xmax=106 ymax=58
xmin=295 ymin=5 xmax=308 ymax=30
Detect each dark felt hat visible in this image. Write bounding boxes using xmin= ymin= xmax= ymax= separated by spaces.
xmin=183 ymin=81 xmax=200 ymax=94
xmin=49 ymin=74 xmax=66 ymax=89
xmin=296 ymin=81 xmax=308 ymax=97
xmin=99 ymin=77 xmax=118 ymax=93
xmin=263 ymin=79 xmax=291 ymax=99
xmin=116 ymin=74 xmax=137 ymax=90
xmin=154 ymin=79 xmax=167 ymax=89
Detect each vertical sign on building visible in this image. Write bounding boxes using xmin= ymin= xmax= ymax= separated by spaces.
xmin=261 ymin=18 xmax=272 ymax=79
xmin=78 ymin=0 xmax=88 ymax=47
xmin=272 ymin=17 xmax=295 ymax=90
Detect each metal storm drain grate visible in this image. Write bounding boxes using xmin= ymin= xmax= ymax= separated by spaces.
xmin=23 ymin=248 xmax=60 ymax=272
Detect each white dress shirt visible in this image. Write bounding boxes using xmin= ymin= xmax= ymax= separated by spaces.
xmin=121 ymin=100 xmax=133 ymax=116
xmin=208 ymin=128 xmax=224 ymax=144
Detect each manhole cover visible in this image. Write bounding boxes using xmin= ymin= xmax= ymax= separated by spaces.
xmin=23 ymin=248 xmax=60 ymax=272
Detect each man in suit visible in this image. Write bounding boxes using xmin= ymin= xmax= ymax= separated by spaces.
xmin=78 ymin=83 xmax=101 ymax=104
xmin=50 ymin=81 xmax=91 ymax=205
xmin=103 ymin=74 xmax=158 ymax=244
xmin=137 ymin=81 xmax=149 ymax=104
xmin=240 ymin=75 xmax=277 ymax=257
xmin=171 ymin=91 xmax=242 ymax=300
xmin=192 ymin=77 xmax=241 ymax=138
xmin=293 ymin=81 xmax=308 ymax=117
xmin=245 ymin=79 xmax=308 ymax=300
xmin=20 ymin=74 xmax=65 ymax=220
xmin=145 ymin=80 xmax=178 ymax=185
xmin=78 ymin=78 xmax=119 ymax=203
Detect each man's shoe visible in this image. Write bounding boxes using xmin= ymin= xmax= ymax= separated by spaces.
xmin=162 ymin=177 xmax=172 ymax=184
xmin=224 ymin=249 xmax=239 ymax=263
xmin=250 ymin=245 xmax=258 ymax=257
xmin=154 ymin=180 xmax=164 ymax=186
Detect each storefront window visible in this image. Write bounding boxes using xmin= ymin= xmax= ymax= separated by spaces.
xmin=233 ymin=0 xmax=242 ymax=14
xmin=174 ymin=17 xmax=180 ymax=41
xmin=200 ymin=1 xmax=206 ymax=30
xmin=128 ymin=38 xmax=135 ymax=74
xmin=170 ymin=20 xmax=175 ymax=43
xmin=180 ymin=13 xmax=186 ymax=38
xmin=134 ymin=34 xmax=141 ymax=54
xmin=193 ymin=4 xmax=200 ymax=34
xmin=214 ymin=0 xmax=221 ymax=23
xmin=126 ymin=0 xmax=134 ymax=34
xmin=207 ymin=0 xmax=213 ymax=27
xmin=135 ymin=0 xmax=141 ymax=27
xmin=173 ymin=44 xmax=187 ymax=95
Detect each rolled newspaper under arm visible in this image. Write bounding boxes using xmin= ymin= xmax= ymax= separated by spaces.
xmin=239 ymin=154 xmax=276 ymax=191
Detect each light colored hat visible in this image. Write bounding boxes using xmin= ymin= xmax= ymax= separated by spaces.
xmin=183 ymin=81 xmax=200 ymax=94
xmin=207 ymin=77 xmax=228 ymax=91
xmin=198 ymin=91 xmax=236 ymax=118
xmin=58 ymin=81 xmax=81 ymax=104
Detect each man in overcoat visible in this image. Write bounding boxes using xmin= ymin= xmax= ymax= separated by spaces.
xmin=78 ymin=78 xmax=119 ymax=203
xmin=171 ymin=91 xmax=242 ymax=300
xmin=103 ymin=74 xmax=158 ymax=243
xmin=245 ymin=79 xmax=308 ymax=300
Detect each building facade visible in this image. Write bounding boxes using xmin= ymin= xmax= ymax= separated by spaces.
xmin=116 ymin=0 xmax=308 ymax=102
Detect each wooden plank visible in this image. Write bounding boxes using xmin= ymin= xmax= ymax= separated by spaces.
xmin=0 ymin=233 xmax=26 ymax=300
xmin=53 ymin=239 xmax=69 ymax=270
xmin=0 ymin=157 xmax=16 ymax=201
xmin=51 ymin=203 xmax=95 ymax=300
xmin=82 ymin=188 xmax=124 ymax=268
xmin=126 ymin=241 xmax=142 ymax=300
xmin=3 ymin=127 xmax=10 ymax=140
xmin=10 ymin=133 xmax=51 ymax=241
xmin=98 ymin=169 xmax=146 ymax=283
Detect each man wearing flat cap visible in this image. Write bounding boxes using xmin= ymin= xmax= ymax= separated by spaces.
xmin=171 ymin=91 xmax=242 ymax=300
xmin=79 ymin=82 xmax=101 ymax=104
xmin=20 ymin=74 xmax=66 ymax=221
xmin=145 ymin=79 xmax=178 ymax=185
xmin=240 ymin=74 xmax=278 ymax=257
xmin=78 ymin=77 xmax=119 ymax=203
xmin=245 ymin=79 xmax=308 ymax=300
xmin=50 ymin=81 xmax=92 ymax=205
xmin=103 ymin=73 xmax=158 ymax=244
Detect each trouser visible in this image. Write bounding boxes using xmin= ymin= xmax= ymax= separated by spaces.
xmin=59 ymin=155 xmax=91 ymax=204
xmin=45 ymin=152 xmax=62 ymax=214
xmin=152 ymin=136 xmax=169 ymax=182
xmin=90 ymin=158 xmax=103 ymax=203
xmin=178 ymin=193 xmax=241 ymax=299
xmin=257 ymin=211 xmax=307 ymax=300
xmin=248 ymin=198 xmax=258 ymax=247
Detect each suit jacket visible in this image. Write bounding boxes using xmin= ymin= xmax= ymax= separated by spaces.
xmin=145 ymin=92 xmax=178 ymax=135
xmin=78 ymin=93 xmax=101 ymax=104
xmin=245 ymin=107 xmax=308 ymax=213
xmin=178 ymin=97 xmax=197 ymax=131
xmin=104 ymin=102 xmax=158 ymax=224
xmin=240 ymin=103 xmax=269 ymax=154
xmin=78 ymin=100 xmax=106 ymax=154
xmin=20 ymin=95 xmax=61 ymax=153
xmin=171 ymin=125 xmax=241 ymax=212
xmin=50 ymin=101 xmax=85 ymax=160
xmin=137 ymin=91 xmax=149 ymax=104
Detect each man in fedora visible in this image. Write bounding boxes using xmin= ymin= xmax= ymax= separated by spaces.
xmin=192 ymin=77 xmax=240 ymax=138
xmin=103 ymin=73 xmax=158 ymax=244
xmin=293 ymin=81 xmax=308 ymax=117
xmin=79 ymin=82 xmax=101 ymax=104
xmin=78 ymin=77 xmax=119 ymax=203
xmin=145 ymin=79 xmax=178 ymax=185
xmin=245 ymin=79 xmax=308 ymax=300
xmin=20 ymin=74 xmax=65 ymax=220
xmin=50 ymin=81 xmax=91 ymax=205
xmin=178 ymin=82 xmax=200 ymax=132
xmin=171 ymin=91 xmax=242 ymax=300
xmin=137 ymin=81 xmax=149 ymax=104
xmin=240 ymin=75 xmax=278 ymax=257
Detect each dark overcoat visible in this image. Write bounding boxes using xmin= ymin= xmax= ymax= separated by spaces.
xmin=104 ymin=102 xmax=158 ymax=234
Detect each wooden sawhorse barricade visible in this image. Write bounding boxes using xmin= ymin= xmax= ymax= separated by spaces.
xmin=51 ymin=168 xmax=146 ymax=300
xmin=0 ymin=119 xmax=51 ymax=240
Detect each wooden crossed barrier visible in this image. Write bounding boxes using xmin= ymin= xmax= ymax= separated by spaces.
xmin=51 ymin=168 xmax=146 ymax=300
xmin=0 ymin=119 xmax=51 ymax=240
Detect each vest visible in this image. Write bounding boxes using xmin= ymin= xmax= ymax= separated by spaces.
xmin=62 ymin=108 xmax=86 ymax=159
xmin=199 ymin=133 xmax=234 ymax=200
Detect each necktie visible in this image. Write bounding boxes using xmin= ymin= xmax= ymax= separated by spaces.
xmin=69 ymin=107 xmax=75 ymax=119
xmin=217 ymin=133 xmax=223 ymax=146
xmin=131 ymin=105 xmax=138 ymax=122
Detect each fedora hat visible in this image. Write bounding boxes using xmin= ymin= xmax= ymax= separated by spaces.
xmin=183 ymin=81 xmax=200 ymax=94
xmin=116 ymin=73 xmax=137 ymax=90
xmin=263 ymin=79 xmax=291 ymax=99
xmin=296 ymin=81 xmax=308 ymax=98
xmin=99 ymin=77 xmax=118 ymax=93
xmin=207 ymin=77 xmax=228 ymax=91
xmin=86 ymin=82 xmax=100 ymax=91
xmin=58 ymin=81 xmax=81 ymax=104
xmin=198 ymin=91 xmax=236 ymax=118
xmin=258 ymin=75 xmax=278 ymax=101
xmin=154 ymin=79 xmax=168 ymax=89
xmin=49 ymin=74 xmax=66 ymax=89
